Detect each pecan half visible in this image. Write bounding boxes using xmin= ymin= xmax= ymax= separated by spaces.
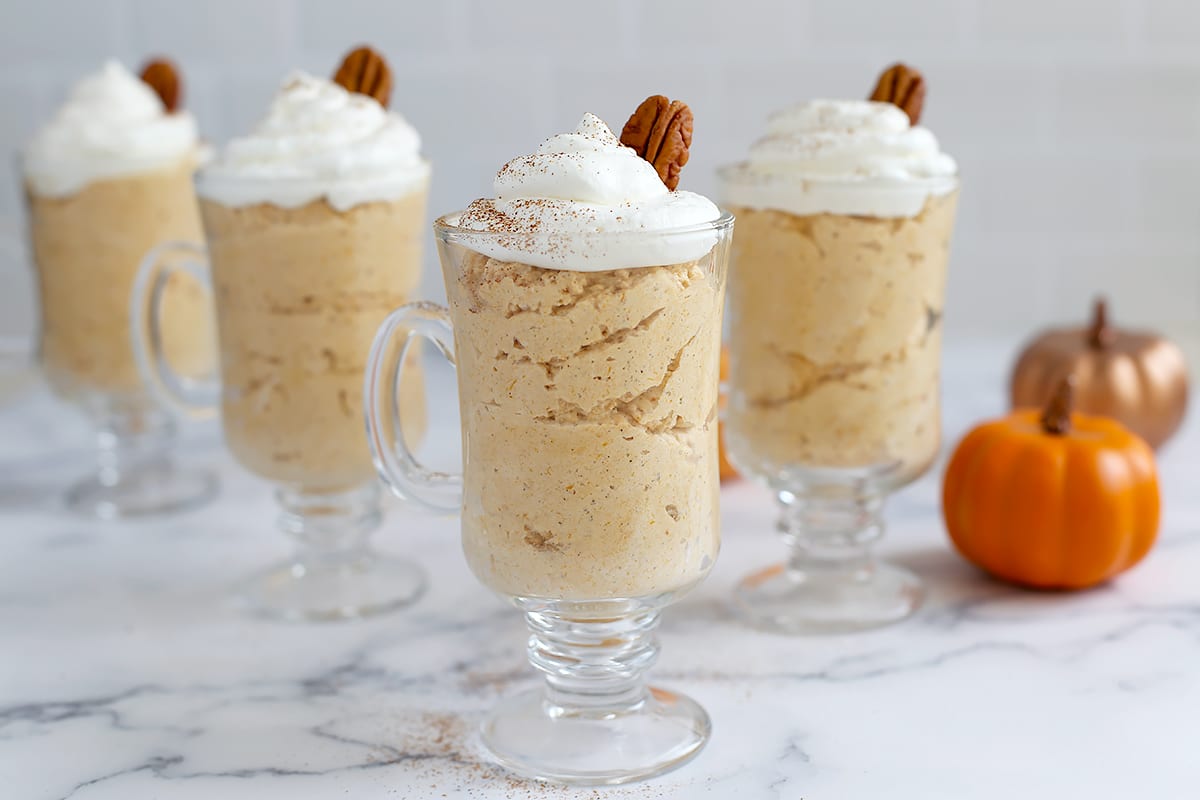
xmin=869 ymin=63 xmax=926 ymax=125
xmin=332 ymin=45 xmax=392 ymax=108
xmin=139 ymin=58 xmax=182 ymax=112
xmin=620 ymin=95 xmax=694 ymax=191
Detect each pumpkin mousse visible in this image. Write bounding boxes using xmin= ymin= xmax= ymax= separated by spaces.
xmin=24 ymin=61 xmax=212 ymax=402
xmin=721 ymin=96 xmax=958 ymax=485
xmin=448 ymin=113 xmax=728 ymax=600
xmin=196 ymin=71 xmax=429 ymax=490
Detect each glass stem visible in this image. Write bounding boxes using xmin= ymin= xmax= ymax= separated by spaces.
xmin=525 ymin=603 xmax=661 ymax=715
xmin=778 ymin=489 xmax=886 ymax=576
xmin=92 ymin=408 xmax=177 ymax=488
xmin=276 ymin=484 xmax=382 ymax=568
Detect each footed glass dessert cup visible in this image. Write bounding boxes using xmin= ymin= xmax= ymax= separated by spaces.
xmin=132 ymin=187 xmax=429 ymax=623
xmin=365 ymin=213 xmax=733 ymax=785
xmin=720 ymin=170 xmax=960 ymax=634
xmin=25 ymin=164 xmax=218 ymax=519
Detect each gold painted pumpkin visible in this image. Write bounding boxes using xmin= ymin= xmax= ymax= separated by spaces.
xmin=1011 ymin=298 xmax=1188 ymax=449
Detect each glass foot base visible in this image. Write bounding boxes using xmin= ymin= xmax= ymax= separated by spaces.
xmin=481 ymin=686 xmax=710 ymax=786
xmin=239 ymin=553 xmax=426 ymax=623
xmin=65 ymin=465 xmax=218 ymax=520
xmin=735 ymin=560 xmax=925 ymax=634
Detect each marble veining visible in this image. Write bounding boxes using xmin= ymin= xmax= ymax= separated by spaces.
xmin=0 ymin=342 xmax=1197 ymax=799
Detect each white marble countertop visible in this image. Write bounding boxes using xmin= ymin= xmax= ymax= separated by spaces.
xmin=1 ymin=341 xmax=1197 ymax=800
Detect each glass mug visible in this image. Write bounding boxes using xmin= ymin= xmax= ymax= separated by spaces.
xmin=718 ymin=170 xmax=960 ymax=634
xmin=24 ymin=157 xmax=217 ymax=518
xmin=365 ymin=212 xmax=734 ymax=785
xmin=132 ymin=177 xmax=429 ymax=621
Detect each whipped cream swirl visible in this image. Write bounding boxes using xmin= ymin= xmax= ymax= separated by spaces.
xmin=721 ymin=100 xmax=957 ymax=218
xmin=23 ymin=61 xmax=200 ymax=197
xmin=197 ymin=73 xmax=429 ymax=211
xmin=457 ymin=113 xmax=721 ymax=271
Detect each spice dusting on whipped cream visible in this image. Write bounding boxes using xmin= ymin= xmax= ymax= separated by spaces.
xmin=721 ymin=99 xmax=957 ymax=218
xmin=197 ymin=72 xmax=428 ymax=211
xmin=456 ymin=113 xmax=719 ymax=271
xmin=23 ymin=61 xmax=200 ymax=197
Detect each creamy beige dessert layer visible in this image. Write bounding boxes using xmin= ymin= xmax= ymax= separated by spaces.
xmin=447 ymin=249 xmax=723 ymax=600
xmin=726 ymin=192 xmax=958 ymax=484
xmin=29 ymin=159 xmax=213 ymax=400
xmin=202 ymin=192 xmax=427 ymax=490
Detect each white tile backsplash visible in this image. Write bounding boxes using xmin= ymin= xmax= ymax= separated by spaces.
xmin=295 ymin=0 xmax=457 ymax=58
xmin=918 ymin=59 xmax=1057 ymax=157
xmin=1049 ymin=242 xmax=1200 ymax=335
xmin=0 ymin=2 xmax=124 ymax=67
xmin=810 ymin=0 xmax=966 ymax=43
xmin=1056 ymin=64 xmax=1200 ymax=148
xmin=1137 ymin=159 xmax=1200 ymax=237
xmin=944 ymin=235 xmax=1059 ymax=333
xmin=129 ymin=0 xmax=299 ymax=65
xmin=681 ymin=0 xmax=811 ymax=51
xmin=1143 ymin=0 xmax=1200 ymax=45
xmin=977 ymin=0 xmax=1130 ymax=45
xmin=0 ymin=0 xmax=1196 ymax=341
xmin=464 ymin=0 xmax=631 ymax=56
xmin=968 ymin=154 xmax=1139 ymax=236
xmin=634 ymin=0 xmax=721 ymax=48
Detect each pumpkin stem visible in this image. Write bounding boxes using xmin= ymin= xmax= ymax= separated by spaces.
xmin=1041 ymin=376 xmax=1074 ymax=436
xmin=1088 ymin=297 xmax=1114 ymax=348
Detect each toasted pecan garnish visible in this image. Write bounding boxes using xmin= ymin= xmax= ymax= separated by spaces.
xmin=869 ymin=63 xmax=926 ymax=125
xmin=332 ymin=45 xmax=392 ymax=108
xmin=620 ymin=95 xmax=693 ymax=191
xmin=139 ymin=58 xmax=182 ymax=112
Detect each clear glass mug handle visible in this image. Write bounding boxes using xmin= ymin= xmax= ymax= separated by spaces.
xmin=364 ymin=301 xmax=462 ymax=514
xmin=130 ymin=241 xmax=220 ymax=419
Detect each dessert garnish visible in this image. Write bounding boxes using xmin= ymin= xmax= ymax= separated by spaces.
xmin=332 ymin=45 xmax=392 ymax=108
xmin=868 ymin=63 xmax=925 ymax=125
xmin=139 ymin=58 xmax=182 ymax=112
xmin=620 ymin=95 xmax=693 ymax=190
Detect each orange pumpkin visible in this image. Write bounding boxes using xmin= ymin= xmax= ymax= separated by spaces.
xmin=718 ymin=346 xmax=737 ymax=481
xmin=943 ymin=378 xmax=1160 ymax=590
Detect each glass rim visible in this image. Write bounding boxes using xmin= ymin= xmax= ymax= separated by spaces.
xmin=715 ymin=164 xmax=960 ymax=191
xmin=433 ymin=209 xmax=736 ymax=243
xmin=193 ymin=162 xmax=432 ymax=189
